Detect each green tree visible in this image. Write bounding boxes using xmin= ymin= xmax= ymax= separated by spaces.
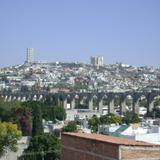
xmin=0 ymin=99 xmax=20 ymax=122
xmin=139 ymin=98 xmax=147 ymax=108
xmin=154 ymin=98 xmax=160 ymax=107
xmin=88 ymin=115 xmax=100 ymax=133
xmin=0 ymin=99 xmax=32 ymax=136
xmin=62 ymin=121 xmax=77 ymax=132
xmin=54 ymin=105 xmax=66 ymax=121
xmin=22 ymin=101 xmax=56 ymax=122
xmin=12 ymin=106 xmax=32 ymax=136
xmin=0 ymin=122 xmax=21 ymax=157
xmin=19 ymin=134 xmax=60 ymax=160
xmin=122 ymin=111 xmax=141 ymax=124
xmin=147 ymin=107 xmax=160 ymax=118
xmin=40 ymin=104 xmax=55 ymax=122
xmin=93 ymin=97 xmax=98 ymax=107
xmin=114 ymin=96 xmax=120 ymax=106
xmin=32 ymin=105 xmax=43 ymax=136
xmin=99 ymin=113 xmax=122 ymax=125
xmin=103 ymin=97 xmax=109 ymax=106
xmin=125 ymin=97 xmax=132 ymax=106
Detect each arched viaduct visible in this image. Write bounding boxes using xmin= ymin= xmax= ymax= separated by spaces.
xmin=0 ymin=91 xmax=160 ymax=115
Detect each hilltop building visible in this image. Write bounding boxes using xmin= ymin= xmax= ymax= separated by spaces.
xmin=26 ymin=48 xmax=34 ymax=63
xmin=90 ymin=56 xmax=104 ymax=67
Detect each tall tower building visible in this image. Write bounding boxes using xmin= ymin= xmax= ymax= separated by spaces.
xmin=26 ymin=48 xmax=34 ymax=63
xmin=90 ymin=56 xmax=104 ymax=67
xmin=91 ymin=56 xmax=97 ymax=66
xmin=97 ymin=56 xmax=104 ymax=66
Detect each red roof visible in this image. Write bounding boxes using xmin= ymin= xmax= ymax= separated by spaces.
xmin=63 ymin=133 xmax=160 ymax=147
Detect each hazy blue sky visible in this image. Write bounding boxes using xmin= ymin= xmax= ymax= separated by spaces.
xmin=0 ymin=0 xmax=160 ymax=67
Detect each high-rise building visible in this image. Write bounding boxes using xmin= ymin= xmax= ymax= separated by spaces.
xmin=97 ymin=56 xmax=104 ymax=66
xmin=90 ymin=56 xmax=97 ymax=66
xmin=26 ymin=48 xmax=34 ymax=63
xmin=90 ymin=56 xmax=104 ymax=67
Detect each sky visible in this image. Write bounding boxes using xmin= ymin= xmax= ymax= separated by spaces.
xmin=0 ymin=0 xmax=160 ymax=67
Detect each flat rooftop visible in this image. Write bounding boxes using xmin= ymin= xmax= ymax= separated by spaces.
xmin=63 ymin=133 xmax=160 ymax=147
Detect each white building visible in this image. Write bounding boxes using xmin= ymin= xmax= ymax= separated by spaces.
xmin=0 ymin=82 xmax=5 ymax=89
xmin=99 ymin=122 xmax=160 ymax=144
xmin=121 ymin=123 xmax=160 ymax=144
xmin=26 ymin=48 xmax=34 ymax=63
xmin=21 ymin=80 xmax=36 ymax=87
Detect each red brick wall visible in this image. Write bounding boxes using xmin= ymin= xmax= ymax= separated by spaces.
xmin=121 ymin=146 xmax=160 ymax=160
xmin=61 ymin=133 xmax=160 ymax=160
xmin=61 ymin=134 xmax=119 ymax=160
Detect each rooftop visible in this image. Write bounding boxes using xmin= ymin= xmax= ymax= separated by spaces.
xmin=63 ymin=132 xmax=160 ymax=147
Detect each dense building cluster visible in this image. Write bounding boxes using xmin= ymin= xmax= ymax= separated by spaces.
xmin=0 ymin=61 xmax=160 ymax=93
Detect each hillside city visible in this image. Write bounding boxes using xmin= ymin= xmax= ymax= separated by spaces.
xmin=0 ymin=49 xmax=160 ymax=160
xmin=1 ymin=0 xmax=160 ymax=159
xmin=0 ymin=49 xmax=160 ymax=93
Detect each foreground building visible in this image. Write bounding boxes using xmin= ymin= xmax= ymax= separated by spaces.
xmin=61 ymin=133 xmax=160 ymax=160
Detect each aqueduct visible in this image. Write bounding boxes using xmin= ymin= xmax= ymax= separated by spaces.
xmin=0 ymin=90 xmax=160 ymax=115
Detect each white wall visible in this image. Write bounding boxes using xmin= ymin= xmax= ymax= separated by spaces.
xmin=135 ymin=133 xmax=160 ymax=144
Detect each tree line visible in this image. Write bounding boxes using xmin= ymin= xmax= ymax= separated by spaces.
xmin=0 ymin=98 xmax=66 ymax=160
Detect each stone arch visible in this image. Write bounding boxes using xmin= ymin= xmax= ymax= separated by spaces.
xmin=54 ymin=93 xmax=67 ymax=109
xmin=101 ymin=95 xmax=109 ymax=115
xmin=21 ymin=96 xmax=27 ymax=102
xmin=132 ymin=93 xmax=148 ymax=115
xmin=122 ymin=94 xmax=134 ymax=113
xmin=67 ymin=94 xmax=71 ymax=101
xmin=92 ymin=95 xmax=99 ymax=111
xmin=74 ymin=94 xmax=80 ymax=109
xmin=38 ymin=94 xmax=43 ymax=101
xmin=64 ymin=94 xmax=73 ymax=110
xmin=153 ymin=95 xmax=160 ymax=107
xmin=110 ymin=94 xmax=121 ymax=115
xmin=32 ymin=95 xmax=37 ymax=101
xmin=149 ymin=94 xmax=160 ymax=112
xmin=78 ymin=95 xmax=89 ymax=109
xmin=51 ymin=94 xmax=59 ymax=106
